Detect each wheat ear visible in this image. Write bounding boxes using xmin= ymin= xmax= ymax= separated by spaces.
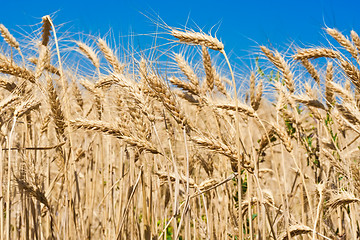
xmin=202 ymin=46 xmax=215 ymax=91
xmin=300 ymin=59 xmax=320 ymax=84
xmin=339 ymin=57 xmax=360 ymax=90
xmin=261 ymin=46 xmax=294 ymax=93
xmin=293 ymin=48 xmax=340 ymax=60
xmin=326 ymin=28 xmax=358 ymax=60
xmin=47 ymin=76 xmax=67 ymax=140
xmin=76 ymin=41 xmax=100 ymax=70
xmin=28 ymin=57 xmax=60 ymax=76
xmin=98 ymin=38 xmax=124 ymax=73
xmin=70 ymin=119 xmax=160 ymax=154
xmin=278 ymin=225 xmax=313 ymax=240
xmin=325 ymin=62 xmax=334 ymax=107
xmin=0 ymin=57 xmax=35 ymax=83
xmin=0 ymin=24 xmax=19 ymax=49
xmin=41 ymin=15 xmax=52 ymax=46
xmin=351 ymin=30 xmax=360 ymax=56
xmin=174 ymin=53 xmax=199 ymax=87
xmin=171 ymin=29 xmax=224 ymax=51
xmin=326 ymin=192 xmax=360 ymax=212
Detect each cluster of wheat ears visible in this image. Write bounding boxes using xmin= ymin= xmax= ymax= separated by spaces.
xmin=0 ymin=15 xmax=360 ymax=240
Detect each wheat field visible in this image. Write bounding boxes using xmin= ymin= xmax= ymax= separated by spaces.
xmin=0 ymin=15 xmax=360 ymax=240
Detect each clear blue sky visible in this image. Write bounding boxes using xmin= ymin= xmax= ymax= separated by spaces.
xmin=1 ymin=0 xmax=360 ymax=65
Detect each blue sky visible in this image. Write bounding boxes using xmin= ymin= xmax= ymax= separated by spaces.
xmin=1 ymin=0 xmax=360 ymax=65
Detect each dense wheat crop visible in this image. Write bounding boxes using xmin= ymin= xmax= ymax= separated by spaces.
xmin=1 ymin=15 xmax=360 ymax=239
